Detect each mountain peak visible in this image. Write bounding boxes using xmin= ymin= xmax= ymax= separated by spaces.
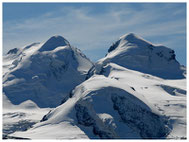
xmin=121 ymin=33 xmax=152 ymax=47
xmin=104 ymin=33 xmax=185 ymax=79
xmin=108 ymin=33 xmax=152 ymax=53
xmin=120 ymin=33 xmax=150 ymax=43
xmin=120 ymin=32 xmax=137 ymax=40
xmin=39 ymin=35 xmax=70 ymax=52
xmin=3 ymin=35 xmax=93 ymax=107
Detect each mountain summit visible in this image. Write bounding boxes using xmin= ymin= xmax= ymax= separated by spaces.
xmin=39 ymin=35 xmax=70 ymax=52
xmin=93 ymin=33 xmax=185 ymax=79
xmin=108 ymin=33 xmax=151 ymax=53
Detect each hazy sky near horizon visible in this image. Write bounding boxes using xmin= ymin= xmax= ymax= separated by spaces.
xmin=3 ymin=3 xmax=186 ymax=65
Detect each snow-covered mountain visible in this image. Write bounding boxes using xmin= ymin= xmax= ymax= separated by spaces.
xmin=3 ymin=33 xmax=186 ymax=139
xmin=87 ymin=33 xmax=185 ymax=79
xmin=6 ymin=33 xmax=186 ymax=139
xmin=3 ymin=35 xmax=93 ymax=108
xmin=10 ymin=63 xmax=186 ymax=139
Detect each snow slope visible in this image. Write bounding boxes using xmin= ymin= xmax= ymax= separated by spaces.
xmin=11 ymin=62 xmax=186 ymax=139
xmin=3 ymin=93 xmax=51 ymax=139
xmin=3 ymin=35 xmax=93 ymax=108
xmin=4 ymin=33 xmax=186 ymax=139
xmin=2 ymin=35 xmax=93 ymax=139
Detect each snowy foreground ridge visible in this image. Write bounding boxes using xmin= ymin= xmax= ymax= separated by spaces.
xmin=3 ymin=33 xmax=186 ymax=139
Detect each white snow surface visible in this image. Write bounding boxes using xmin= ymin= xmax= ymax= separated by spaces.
xmin=10 ymin=63 xmax=186 ymax=139
xmin=2 ymin=35 xmax=93 ymax=139
xmin=3 ymin=35 xmax=93 ymax=108
xmin=3 ymin=33 xmax=186 ymax=140
xmin=99 ymin=33 xmax=185 ymax=79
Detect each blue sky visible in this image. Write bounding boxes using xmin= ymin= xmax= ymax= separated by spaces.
xmin=3 ymin=3 xmax=186 ymax=65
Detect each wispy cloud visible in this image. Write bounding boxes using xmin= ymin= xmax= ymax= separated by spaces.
xmin=3 ymin=3 xmax=186 ymax=64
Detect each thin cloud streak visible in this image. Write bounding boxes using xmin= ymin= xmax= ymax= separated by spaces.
xmin=3 ymin=3 xmax=186 ymax=65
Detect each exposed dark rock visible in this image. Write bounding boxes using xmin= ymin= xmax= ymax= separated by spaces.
xmin=75 ymin=103 xmax=115 ymax=139
xmin=111 ymin=95 xmax=170 ymax=138
xmin=75 ymin=104 xmax=95 ymax=126
xmin=40 ymin=110 xmax=52 ymax=122
xmin=7 ymin=48 xmax=18 ymax=54
xmin=93 ymin=126 xmax=114 ymax=139
xmin=108 ymin=40 xmax=121 ymax=53
xmin=130 ymin=87 xmax=135 ymax=91
xmin=3 ymin=120 xmax=36 ymax=135
xmin=3 ymin=134 xmax=30 ymax=140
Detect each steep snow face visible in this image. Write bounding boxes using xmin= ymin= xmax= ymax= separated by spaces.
xmin=3 ymin=36 xmax=93 ymax=108
xmin=96 ymin=33 xmax=185 ymax=79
